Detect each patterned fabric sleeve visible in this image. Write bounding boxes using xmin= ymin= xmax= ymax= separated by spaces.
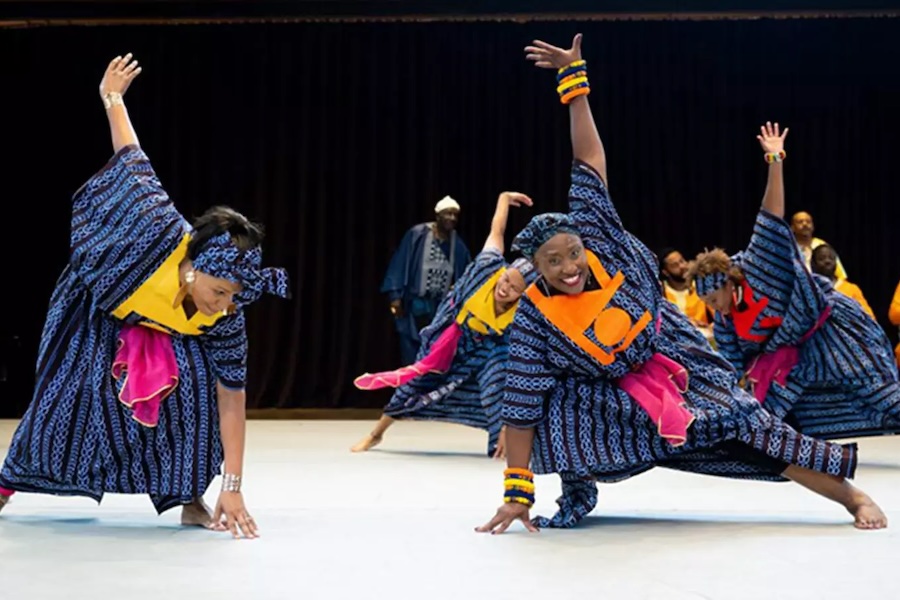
xmin=567 ymin=160 xmax=658 ymax=282
xmin=741 ymin=209 xmax=815 ymax=314
xmin=200 ymin=311 xmax=249 ymax=390
xmin=502 ymin=301 xmax=559 ymax=428
xmin=69 ymin=145 xmax=189 ymax=310
xmin=713 ymin=313 xmax=746 ymax=374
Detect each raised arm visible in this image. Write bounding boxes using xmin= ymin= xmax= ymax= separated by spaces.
xmin=525 ymin=34 xmax=607 ymax=184
xmin=738 ymin=123 xmax=809 ymax=314
xmin=483 ymin=192 xmax=533 ymax=253
xmin=99 ymin=53 xmax=143 ymax=153
xmin=757 ymin=122 xmax=788 ymax=218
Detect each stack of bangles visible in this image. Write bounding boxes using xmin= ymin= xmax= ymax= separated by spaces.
xmin=765 ymin=149 xmax=787 ymax=163
xmin=504 ymin=467 xmax=535 ymax=508
xmin=556 ymin=60 xmax=590 ymax=105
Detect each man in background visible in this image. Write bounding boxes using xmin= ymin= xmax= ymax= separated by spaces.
xmin=791 ymin=211 xmax=848 ymax=280
xmin=381 ymin=196 xmax=472 ymax=364
xmin=659 ymin=247 xmax=715 ymax=345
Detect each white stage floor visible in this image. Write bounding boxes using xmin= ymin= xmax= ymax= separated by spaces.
xmin=1 ymin=419 xmax=898 ymax=599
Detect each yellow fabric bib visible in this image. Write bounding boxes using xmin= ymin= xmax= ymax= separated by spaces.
xmin=455 ymin=267 xmax=516 ymax=335
xmin=111 ymin=234 xmax=225 ymax=335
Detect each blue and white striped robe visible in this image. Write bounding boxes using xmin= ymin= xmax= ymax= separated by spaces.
xmin=501 ymin=160 xmax=857 ymax=528
xmin=0 ymin=146 xmax=247 ymax=513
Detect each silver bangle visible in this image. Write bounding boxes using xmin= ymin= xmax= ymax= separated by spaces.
xmin=102 ymin=91 xmax=124 ymax=110
xmin=222 ymin=473 xmax=242 ymax=493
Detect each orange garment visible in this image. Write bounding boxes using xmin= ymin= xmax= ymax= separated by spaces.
xmin=834 ymin=279 xmax=874 ymax=320
xmin=527 ymin=250 xmax=652 ymax=367
xmin=664 ymin=282 xmax=710 ymax=326
xmin=888 ymin=280 xmax=900 ymax=366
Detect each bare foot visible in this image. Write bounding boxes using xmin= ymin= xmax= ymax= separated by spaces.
xmin=181 ymin=498 xmax=223 ymax=530
xmin=0 ymin=494 xmax=9 ymax=514
xmin=350 ymin=434 xmax=383 ymax=453
xmin=847 ymin=492 xmax=888 ymax=530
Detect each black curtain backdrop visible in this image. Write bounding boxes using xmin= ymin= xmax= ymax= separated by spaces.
xmin=1 ymin=17 xmax=898 ymax=416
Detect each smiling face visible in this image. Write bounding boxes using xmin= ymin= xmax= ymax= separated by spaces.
xmin=534 ymin=233 xmax=590 ymax=295
xmin=494 ymin=267 xmax=526 ymax=305
xmin=190 ymin=271 xmax=242 ymax=316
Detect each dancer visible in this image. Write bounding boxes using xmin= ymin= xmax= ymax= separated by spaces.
xmin=353 ymin=191 xmax=537 ymax=457
xmin=477 ymin=34 xmax=886 ymax=534
xmin=0 ymin=54 xmax=290 ymax=540
xmin=692 ymin=127 xmax=900 ymax=440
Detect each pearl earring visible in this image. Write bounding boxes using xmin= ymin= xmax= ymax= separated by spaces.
xmin=185 ymin=270 xmax=196 ymax=284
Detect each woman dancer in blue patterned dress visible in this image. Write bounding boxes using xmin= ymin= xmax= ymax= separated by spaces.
xmin=0 ymin=54 xmax=290 ymax=539
xmin=692 ymin=124 xmax=900 ymax=441
xmin=476 ymin=34 xmax=887 ymax=534
xmin=352 ymin=192 xmax=537 ymax=457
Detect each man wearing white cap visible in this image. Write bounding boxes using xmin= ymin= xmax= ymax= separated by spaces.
xmin=381 ymin=195 xmax=472 ymax=364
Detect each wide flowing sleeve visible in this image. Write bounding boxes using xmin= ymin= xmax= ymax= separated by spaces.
xmin=567 ymin=160 xmax=658 ymax=287
xmin=501 ymin=298 xmax=559 ymax=428
xmin=742 ymin=210 xmax=828 ymax=348
xmin=712 ymin=313 xmax=746 ymax=374
xmin=69 ymin=145 xmax=190 ymax=311
xmin=379 ymin=227 xmax=417 ymax=301
xmin=200 ymin=311 xmax=248 ymax=391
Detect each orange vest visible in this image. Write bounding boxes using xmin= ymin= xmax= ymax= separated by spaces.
xmin=526 ymin=250 xmax=652 ymax=366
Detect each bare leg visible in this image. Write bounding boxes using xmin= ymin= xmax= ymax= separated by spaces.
xmin=783 ymin=465 xmax=887 ymax=530
xmin=350 ymin=415 xmax=395 ymax=452
xmin=0 ymin=494 xmax=10 ymax=514
xmin=181 ymin=496 xmax=224 ymax=530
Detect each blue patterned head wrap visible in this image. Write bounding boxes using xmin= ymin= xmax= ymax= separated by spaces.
xmin=192 ymin=232 xmax=291 ymax=307
xmin=694 ymin=250 xmax=743 ymax=297
xmin=511 ymin=213 xmax=580 ymax=260
xmin=509 ymin=257 xmax=538 ymax=286
xmin=694 ymin=271 xmax=727 ymax=297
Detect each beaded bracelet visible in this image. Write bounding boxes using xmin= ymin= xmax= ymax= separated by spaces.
xmin=555 ymin=60 xmax=590 ymax=105
xmin=503 ymin=467 xmax=535 ymax=507
xmin=764 ymin=150 xmax=787 ymax=164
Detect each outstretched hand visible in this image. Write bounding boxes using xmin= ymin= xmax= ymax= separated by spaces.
xmin=525 ymin=33 xmax=583 ymax=70
xmin=757 ymin=121 xmax=788 ymax=154
xmin=100 ymin=53 xmax=142 ymax=98
xmin=499 ymin=192 xmax=533 ymax=208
